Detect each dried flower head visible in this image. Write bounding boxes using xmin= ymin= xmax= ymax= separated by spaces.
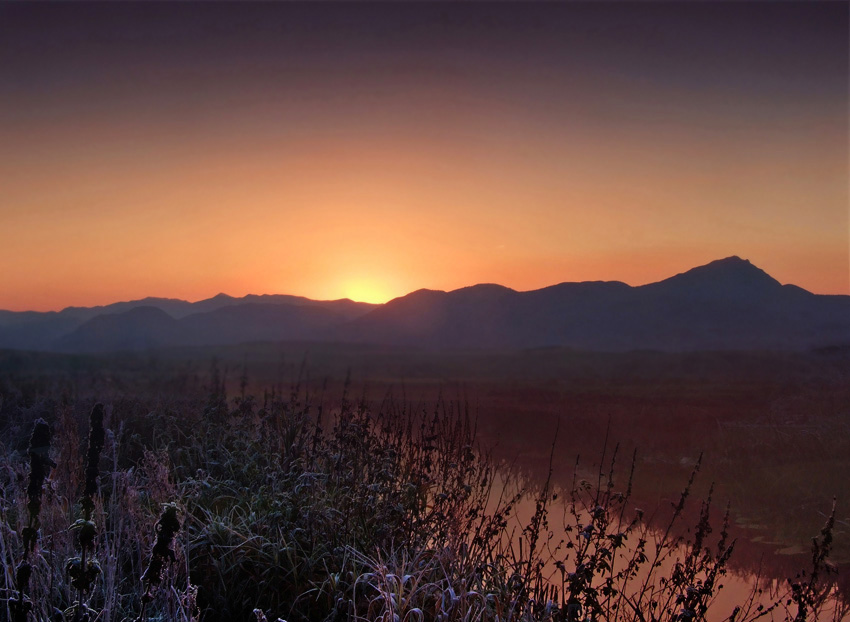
xmin=140 ymin=503 xmax=181 ymax=594
xmin=135 ymin=503 xmax=181 ymax=621
xmin=25 ymin=418 xmax=56 ymax=552
xmin=81 ymin=403 xmax=105 ymax=519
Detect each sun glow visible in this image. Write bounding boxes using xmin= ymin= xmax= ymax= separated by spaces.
xmin=342 ymin=278 xmax=394 ymax=304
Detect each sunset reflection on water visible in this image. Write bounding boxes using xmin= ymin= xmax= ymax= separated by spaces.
xmin=490 ymin=473 xmax=849 ymax=622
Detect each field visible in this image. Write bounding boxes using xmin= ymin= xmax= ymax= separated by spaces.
xmin=1 ymin=343 xmax=848 ymax=621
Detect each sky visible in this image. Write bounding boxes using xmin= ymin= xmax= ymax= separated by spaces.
xmin=1 ymin=2 xmax=848 ymax=310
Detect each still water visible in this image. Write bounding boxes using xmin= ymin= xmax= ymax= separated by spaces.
xmin=491 ymin=473 xmax=848 ymax=622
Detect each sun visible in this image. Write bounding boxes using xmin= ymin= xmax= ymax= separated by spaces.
xmin=342 ymin=278 xmax=394 ymax=304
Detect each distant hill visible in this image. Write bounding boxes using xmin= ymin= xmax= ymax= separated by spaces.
xmin=54 ymin=306 xmax=183 ymax=352
xmin=54 ymin=303 xmax=352 ymax=352
xmin=0 ymin=294 xmax=376 ymax=352
xmin=2 ymin=257 xmax=849 ymax=352
xmin=334 ymin=257 xmax=850 ymax=351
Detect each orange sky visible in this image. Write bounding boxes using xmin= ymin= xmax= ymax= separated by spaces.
xmin=1 ymin=3 xmax=848 ymax=311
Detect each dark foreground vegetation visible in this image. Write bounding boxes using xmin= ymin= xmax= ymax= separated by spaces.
xmin=0 ymin=351 xmax=847 ymax=621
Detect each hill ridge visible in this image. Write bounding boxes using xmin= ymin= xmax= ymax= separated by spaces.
xmin=1 ymin=257 xmax=848 ymax=353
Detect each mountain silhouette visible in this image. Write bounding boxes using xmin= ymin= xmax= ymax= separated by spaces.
xmin=54 ymin=303 xmax=365 ymax=353
xmin=335 ymin=257 xmax=849 ymax=351
xmin=643 ymin=256 xmax=781 ymax=297
xmin=2 ymin=257 xmax=849 ymax=353
xmin=54 ymin=292 xmax=375 ymax=321
xmin=53 ymin=306 xmax=182 ymax=352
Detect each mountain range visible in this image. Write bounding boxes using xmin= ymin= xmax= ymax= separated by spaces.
xmin=1 ymin=257 xmax=848 ymax=353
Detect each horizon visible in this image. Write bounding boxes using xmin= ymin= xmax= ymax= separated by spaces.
xmin=5 ymin=248 xmax=848 ymax=313
xmin=1 ymin=255 xmax=839 ymax=314
xmin=2 ymin=3 xmax=848 ymax=311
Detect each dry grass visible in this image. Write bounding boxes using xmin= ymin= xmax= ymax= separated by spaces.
xmin=0 ymin=369 xmax=845 ymax=622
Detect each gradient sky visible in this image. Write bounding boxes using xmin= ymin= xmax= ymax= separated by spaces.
xmin=1 ymin=2 xmax=848 ymax=310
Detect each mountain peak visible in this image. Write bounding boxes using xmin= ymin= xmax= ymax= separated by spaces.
xmin=645 ymin=256 xmax=783 ymax=298
xmin=706 ymin=255 xmax=754 ymax=270
xmin=689 ymin=256 xmax=774 ymax=280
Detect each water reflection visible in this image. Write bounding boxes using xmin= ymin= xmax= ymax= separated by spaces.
xmin=489 ymin=467 xmax=848 ymax=622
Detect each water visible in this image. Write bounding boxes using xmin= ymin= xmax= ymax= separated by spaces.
xmin=490 ymin=474 xmax=849 ymax=622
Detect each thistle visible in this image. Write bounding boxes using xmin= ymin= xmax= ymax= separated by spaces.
xmin=136 ymin=503 xmax=181 ymax=622
xmin=10 ymin=418 xmax=56 ymax=622
xmin=66 ymin=404 xmax=106 ymax=622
